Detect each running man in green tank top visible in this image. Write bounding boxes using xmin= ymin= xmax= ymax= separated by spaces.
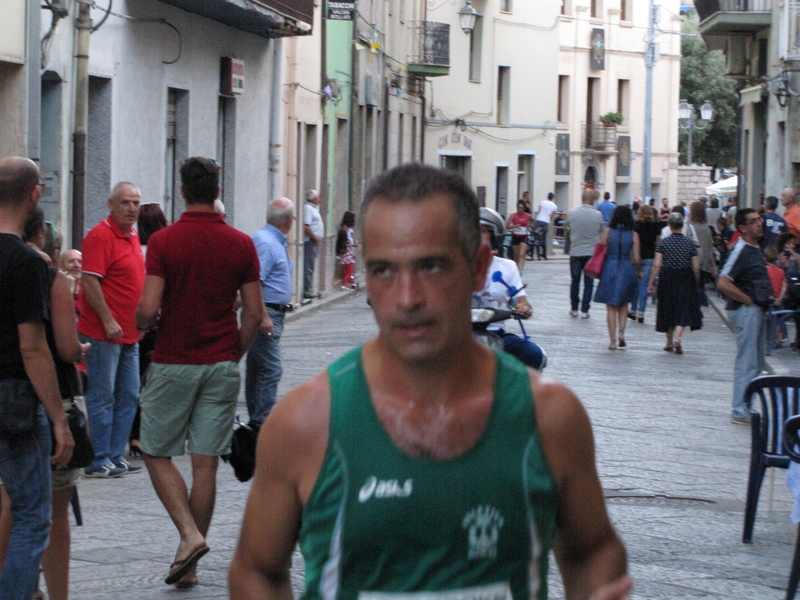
xmin=230 ymin=164 xmax=632 ymax=600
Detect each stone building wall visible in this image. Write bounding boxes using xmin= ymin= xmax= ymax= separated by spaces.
xmin=677 ymin=165 xmax=714 ymax=205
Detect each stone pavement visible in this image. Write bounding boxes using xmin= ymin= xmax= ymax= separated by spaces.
xmin=63 ymin=256 xmax=799 ymax=600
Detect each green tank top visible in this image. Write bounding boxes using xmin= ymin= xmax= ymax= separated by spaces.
xmin=299 ymin=347 xmax=557 ymax=600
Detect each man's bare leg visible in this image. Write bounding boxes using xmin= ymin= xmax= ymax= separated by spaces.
xmin=177 ymin=454 xmax=218 ymax=587
xmin=41 ymin=486 xmax=73 ymax=600
xmin=144 ymin=453 xmax=206 ymax=563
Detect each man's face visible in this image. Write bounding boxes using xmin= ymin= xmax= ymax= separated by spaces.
xmin=62 ymin=250 xmax=82 ymax=279
xmin=363 ymin=195 xmax=489 ymax=365
xmin=309 ymin=194 xmax=320 ymax=206
xmin=108 ymin=185 xmax=141 ymax=232
xmin=740 ymin=213 xmax=764 ymax=241
xmin=782 ymin=189 xmax=796 ymax=207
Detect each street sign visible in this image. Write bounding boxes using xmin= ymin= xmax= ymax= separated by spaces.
xmin=327 ymin=1 xmax=355 ymax=20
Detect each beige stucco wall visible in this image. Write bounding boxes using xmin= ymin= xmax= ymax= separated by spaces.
xmin=558 ymin=0 xmax=682 ymax=208
xmin=424 ymin=0 xmax=561 ymax=216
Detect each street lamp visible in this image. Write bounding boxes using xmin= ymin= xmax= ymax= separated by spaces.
xmin=678 ymin=99 xmax=713 ymax=165
xmin=458 ymin=1 xmax=479 ymax=34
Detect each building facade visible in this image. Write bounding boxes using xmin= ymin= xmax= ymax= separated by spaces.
xmin=697 ymin=0 xmax=799 ymax=207
xmin=424 ymin=0 xmax=561 ymax=216
xmin=2 ymin=0 xmax=312 ymax=249
xmin=558 ymin=0 xmax=682 ymax=209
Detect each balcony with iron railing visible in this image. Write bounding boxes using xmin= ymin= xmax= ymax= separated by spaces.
xmin=407 ymin=22 xmax=450 ymax=77
xmin=785 ymin=2 xmax=800 ymax=61
xmin=582 ymin=122 xmax=617 ymax=153
xmin=696 ymin=0 xmax=771 ymax=37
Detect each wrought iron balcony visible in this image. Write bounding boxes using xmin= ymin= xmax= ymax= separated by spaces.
xmin=156 ymin=0 xmax=313 ymax=38
xmin=408 ymin=22 xmax=450 ymax=77
xmin=696 ymin=0 xmax=771 ymax=37
xmin=583 ymin=122 xmax=617 ymax=152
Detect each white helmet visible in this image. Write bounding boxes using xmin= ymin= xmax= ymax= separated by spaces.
xmin=479 ymin=207 xmax=506 ymax=250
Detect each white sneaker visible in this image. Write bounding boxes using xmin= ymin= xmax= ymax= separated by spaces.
xmin=569 ymin=310 xmax=578 ymax=318
xmin=580 ymin=312 xmax=590 ymax=319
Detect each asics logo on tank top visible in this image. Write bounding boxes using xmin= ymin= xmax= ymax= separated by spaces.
xmin=358 ymin=476 xmax=413 ymax=502
xmin=462 ymin=506 xmax=505 ymax=559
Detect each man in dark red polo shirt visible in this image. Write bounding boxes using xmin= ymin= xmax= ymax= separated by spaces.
xmin=136 ymin=156 xmax=263 ymax=587
xmin=78 ymin=182 xmax=144 ymax=478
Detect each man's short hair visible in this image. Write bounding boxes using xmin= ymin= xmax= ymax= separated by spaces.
xmin=110 ymin=181 xmax=139 ymax=200
xmin=306 ymin=189 xmax=319 ymax=201
xmin=766 ymin=195 xmax=780 ymax=211
xmin=710 ymin=198 xmax=719 ymax=208
xmin=582 ymin=188 xmax=599 ymax=204
xmin=547 ymin=192 xmax=554 ymax=200
xmin=267 ymin=198 xmax=294 ymax=227
xmin=603 ymin=192 xmax=611 ymax=201
xmin=362 ymin=163 xmax=480 ymax=263
xmin=180 ymin=157 xmax=220 ymax=204
xmin=0 ymin=157 xmax=39 ymax=208
xmin=735 ymin=207 xmax=757 ymax=230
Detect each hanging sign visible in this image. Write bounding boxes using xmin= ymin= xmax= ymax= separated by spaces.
xmin=328 ymin=1 xmax=355 ymax=20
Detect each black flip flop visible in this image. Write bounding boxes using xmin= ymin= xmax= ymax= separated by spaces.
xmin=165 ymin=545 xmax=209 ymax=585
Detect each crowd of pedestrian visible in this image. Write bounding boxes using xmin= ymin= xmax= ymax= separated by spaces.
xmin=0 ymin=152 xmax=368 ymax=598
xmin=562 ymin=185 xmax=800 ymax=425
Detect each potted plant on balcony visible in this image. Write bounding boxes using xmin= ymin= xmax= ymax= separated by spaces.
xmin=599 ymin=111 xmax=623 ymax=127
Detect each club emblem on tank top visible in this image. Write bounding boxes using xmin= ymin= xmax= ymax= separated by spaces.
xmin=358 ymin=476 xmax=413 ymax=503
xmin=462 ymin=505 xmax=504 ymax=559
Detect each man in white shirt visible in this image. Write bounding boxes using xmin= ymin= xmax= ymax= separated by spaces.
xmin=533 ymin=192 xmax=558 ymax=260
xmin=303 ymin=190 xmax=324 ymax=299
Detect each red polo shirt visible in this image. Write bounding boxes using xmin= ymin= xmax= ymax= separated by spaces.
xmin=78 ymin=217 xmax=145 ymax=344
xmin=146 ymin=211 xmax=260 ymax=365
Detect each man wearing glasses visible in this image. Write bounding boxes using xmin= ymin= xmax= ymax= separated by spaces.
xmin=717 ymin=208 xmax=769 ymax=424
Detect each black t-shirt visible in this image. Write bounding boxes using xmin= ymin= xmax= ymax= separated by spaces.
xmin=635 ymin=221 xmax=662 ymax=260
xmin=0 ymin=234 xmax=49 ymax=380
xmin=720 ymin=239 xmax=769 ymax=310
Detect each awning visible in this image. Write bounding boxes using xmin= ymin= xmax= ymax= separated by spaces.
xmin=739 ymin=85 xmax=765 ymax=107
xmin=705 ymin=175 xmax=738 ymax=196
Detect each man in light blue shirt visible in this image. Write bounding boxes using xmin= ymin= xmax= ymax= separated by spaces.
xmin=245 ymin=197 xmax=294 ymax=425
xmin=597 ymin=191 xmax=615 ymax=225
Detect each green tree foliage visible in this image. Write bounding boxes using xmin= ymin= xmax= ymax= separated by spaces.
xmin=680 ymin=20 xmax=740 ymax=168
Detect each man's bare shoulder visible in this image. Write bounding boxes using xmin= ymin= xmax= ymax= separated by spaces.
xmin=263 ymin=370 xmax=330 ymax=446
xmin=528 ymin=370 xmax=595 ymax=483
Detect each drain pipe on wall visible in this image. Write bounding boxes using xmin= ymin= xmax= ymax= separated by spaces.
xmin=268 ymin=37 xmax=284 ymax=204
xmin=71 ymin=1 xmax=91 ymax=247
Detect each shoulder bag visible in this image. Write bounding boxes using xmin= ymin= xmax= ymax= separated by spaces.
xmin=583 ymin=241 xmax=607 ymax=279
xmin=52 ymin=397 xmax=94 ymax=470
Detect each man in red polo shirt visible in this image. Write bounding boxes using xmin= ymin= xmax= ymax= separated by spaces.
xmin=136 ymin=156 xmax=263 ymax=587
xmin=78 ymin=182 xmax=145 ymax=478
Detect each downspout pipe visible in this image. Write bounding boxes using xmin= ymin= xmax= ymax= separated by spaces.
xmin=268 ymin=37 xmax=284 ymax=203
xmin=72 ymin=1 xmax=92 ymax=247
xmin=27 ymin=0 xmax=41 ymax=162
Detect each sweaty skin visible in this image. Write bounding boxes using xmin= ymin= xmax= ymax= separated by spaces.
xmin=229 ymin=194 xmax=631 ymax=600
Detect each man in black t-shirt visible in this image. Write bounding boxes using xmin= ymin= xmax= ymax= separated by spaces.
xmin=717 ymin=208 xmax=769 ymax=425
xmin=0 ymin=156 xmax=73 ymax=599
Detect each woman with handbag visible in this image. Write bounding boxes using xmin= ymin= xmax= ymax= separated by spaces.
xmin=647 ymin=213 xmax=703 ymax=354
xmin=0 ymin=207 xmax=91 ymax=600
xmin=594 ymin=205 xmax=640 ymax=350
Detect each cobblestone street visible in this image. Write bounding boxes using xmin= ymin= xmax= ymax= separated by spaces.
xmin=66 ymin=257 xmax=799 ymax=599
